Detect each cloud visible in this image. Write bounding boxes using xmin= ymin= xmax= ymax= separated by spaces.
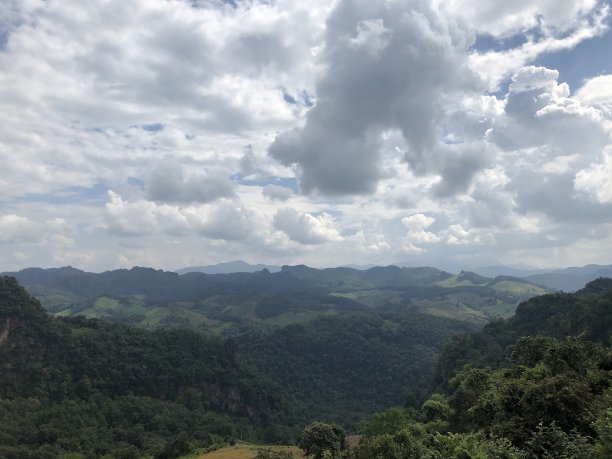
xmin=0 ymin=214 xmax=44 ymax=243
xmin=575 ymin=74 xmax=612 ymax=113
xmin=2 ymin=0 xmax=612 ymax=272
xmin=401 ymin=213 xmax=440 ymax=252
xmin=105 ymin=190 xmax=254 ymax=241
xmin=487 ymin=67 xmax=608 ymax=153
xmin=269 ymin=0 xmax=481 ymax=196
xmin=263 ymin=184 xmax=293 ymax=201
xmin=431 ymin=142 xmax=490 ymax=198
xmin=465 ymin=2 xmax=609 ymax=90
xmin=273 ymin=207 xmax=342 ymax=244
xmin=196 ymin=202 xmax=253 ymax=240
xmin=0 ymin=213 xmax=71 ymax=245
xmin=105 ymin=191 xmax=173 ymax=237
xmin=482 ymin=66 xmax=612 ymax=223
xmin=448 ymin=0 xmax=602 ymax=37
xmin=575 ymin=146 xmax=612 ymax=204
xmin=0 ymin=0 xmax=329 ymax=201
xmin=145 ymin=157 xmax=235 ymax=204
xmin=439 ymin=224 xmax=484 ymax=245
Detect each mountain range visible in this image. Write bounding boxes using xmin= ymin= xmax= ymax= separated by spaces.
xmin=3 ymin=264 xmax=549 ymax=332
xmin=177 ymin=261 xmax=612 ymax=292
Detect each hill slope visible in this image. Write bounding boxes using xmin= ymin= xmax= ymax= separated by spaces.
xmin=0 ymin=276 xmax=293 ymax=458
xmin=432 ymin=277 xmax=612 ymax=390
xmin=238 ymin=311 xmax=477 ymax=427
xmin=352 ymin=277 xmax=612 ymax=458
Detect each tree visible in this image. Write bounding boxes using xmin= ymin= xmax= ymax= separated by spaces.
xmin=298 ymin=422 xmax=347 ymax=459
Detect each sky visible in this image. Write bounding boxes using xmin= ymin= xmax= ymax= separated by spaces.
xmin=1 ymin=0 xmax=612 ymax=273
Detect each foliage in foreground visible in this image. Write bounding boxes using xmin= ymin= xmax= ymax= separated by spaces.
xmin=354 ymin=337 xmax=612 ymax=457
xmin=297 ymin=422 xmax=347 ymax=459
xmin=351 ymin=279 xmax=612 ymax=458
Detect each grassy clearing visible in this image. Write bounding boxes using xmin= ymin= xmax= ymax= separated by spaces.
xmin=194 ymin=443 xmax=305 ymax=459
xmin=434 ymin=275 xmax=477 ymax=287
xmin=421 ymin=304 xmax=489 ymax=324
xmin=94 ymin=297 xmax=122 ymax=311
xmin=333 ymin=289 xmax=403 ymax=308
xmin=266 ymin=309 xmax=337 ymax=326
xmin=490 ymin=280 xmax=548 ymax=296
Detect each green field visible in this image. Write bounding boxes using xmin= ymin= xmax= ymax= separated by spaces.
xmin=489 ymin=279 xmax=548 ymax=296
xmin=193 ymin=443 xmax=305 ymax=459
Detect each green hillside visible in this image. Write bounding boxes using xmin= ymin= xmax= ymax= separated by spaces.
xmin=432 ymin=277 xmax=612 ymax=389
xmin=352 ymin=278 xmax=612 ymax=458
xmin=0 ymin=276 xmax=294 ymax=458
xmin=0 ymin=275 xmax=476 ymax=456
xmin=1 ymin=272 xmax=609 ymax=458
xmin=238 ymin=311 xmax=476 ymax=427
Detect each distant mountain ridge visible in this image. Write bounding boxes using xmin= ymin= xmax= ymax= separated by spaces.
xmin=524 ymin=264 xmax=612 ymax=291
xmin=471 ymin=263 xmax=612 ymax=292
xmin=472 ymin=265 xmax=551 ymax=278
xmin=173 ymin=261 xmax=612 ymax=292
xmin=176 ymin=260 xmax=281 ymax=275
xmin=2 ymin=264 xmax=551 ymax=332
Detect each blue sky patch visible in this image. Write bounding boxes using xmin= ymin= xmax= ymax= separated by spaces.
xmin=232 ymin=175 xmax=299 ymax=192
xmin=127 ymin=177 xmax=145 ymax=190
xmin=471 ymin=32 xmax=528 ymax=53
xmin=302 ymin=90 xmax=314 ymax=107
xmin=283 ymin=90 xmax=297 ymax=105
xmin=19 ymin=183 xmax=109 ymax=205
xmin=532 ymin=28 xmax=612 ymax=91
xmin=141 ymin=123 xmax=164 ymax=132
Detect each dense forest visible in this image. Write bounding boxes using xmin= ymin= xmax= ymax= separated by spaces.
xmin=0 ymin=276 xmax=294 ymax=457
xmin=1 ymin=272 xmax=611 ymax=458
xmin=0 ymin=275 xmax=473 ymax=457
xmin=238 ymin=311 xmax=474 ymax=427
xmin=352 ymin=278 xmax=612 ymax=458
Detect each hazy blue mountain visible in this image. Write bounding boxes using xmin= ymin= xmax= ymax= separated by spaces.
xmin=340 ymin=263 xmax=378 ymax=270
xmin=471 ymin=265 xmax=550 ymax=278
xmin=176 ymin=260 xmax=281 ymax=275
xmin=524 ymin=264 xmax=612 ymax=291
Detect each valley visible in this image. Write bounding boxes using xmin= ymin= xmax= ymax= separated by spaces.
xmin=0 ymin=267 xmax=610 ymax=458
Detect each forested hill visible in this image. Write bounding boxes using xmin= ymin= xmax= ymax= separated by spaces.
xmin=237 ymin=310 xmax=476 ymax=427
xmin=432 ymin=277 xmax=612 ymax=389
xmin=352 ymin=278 xmax=612 ymax=458
xmin=5 ymin=264 xmax=455 ymax=298
xmin=4 ymin=265 xmax=549 ymax=332
xmin=0 ymin=276 xmax=294 ymax=458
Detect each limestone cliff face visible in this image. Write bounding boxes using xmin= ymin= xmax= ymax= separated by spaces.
xmin=0 ymin=318 xmax=10 ymax=347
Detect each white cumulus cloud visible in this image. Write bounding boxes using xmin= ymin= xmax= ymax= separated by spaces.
xmin=273 ymin=208 xmax=342 ymax=245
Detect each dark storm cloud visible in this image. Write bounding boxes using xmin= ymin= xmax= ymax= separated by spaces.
xmin=269 ymin=0 xmax=482 ymax=196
